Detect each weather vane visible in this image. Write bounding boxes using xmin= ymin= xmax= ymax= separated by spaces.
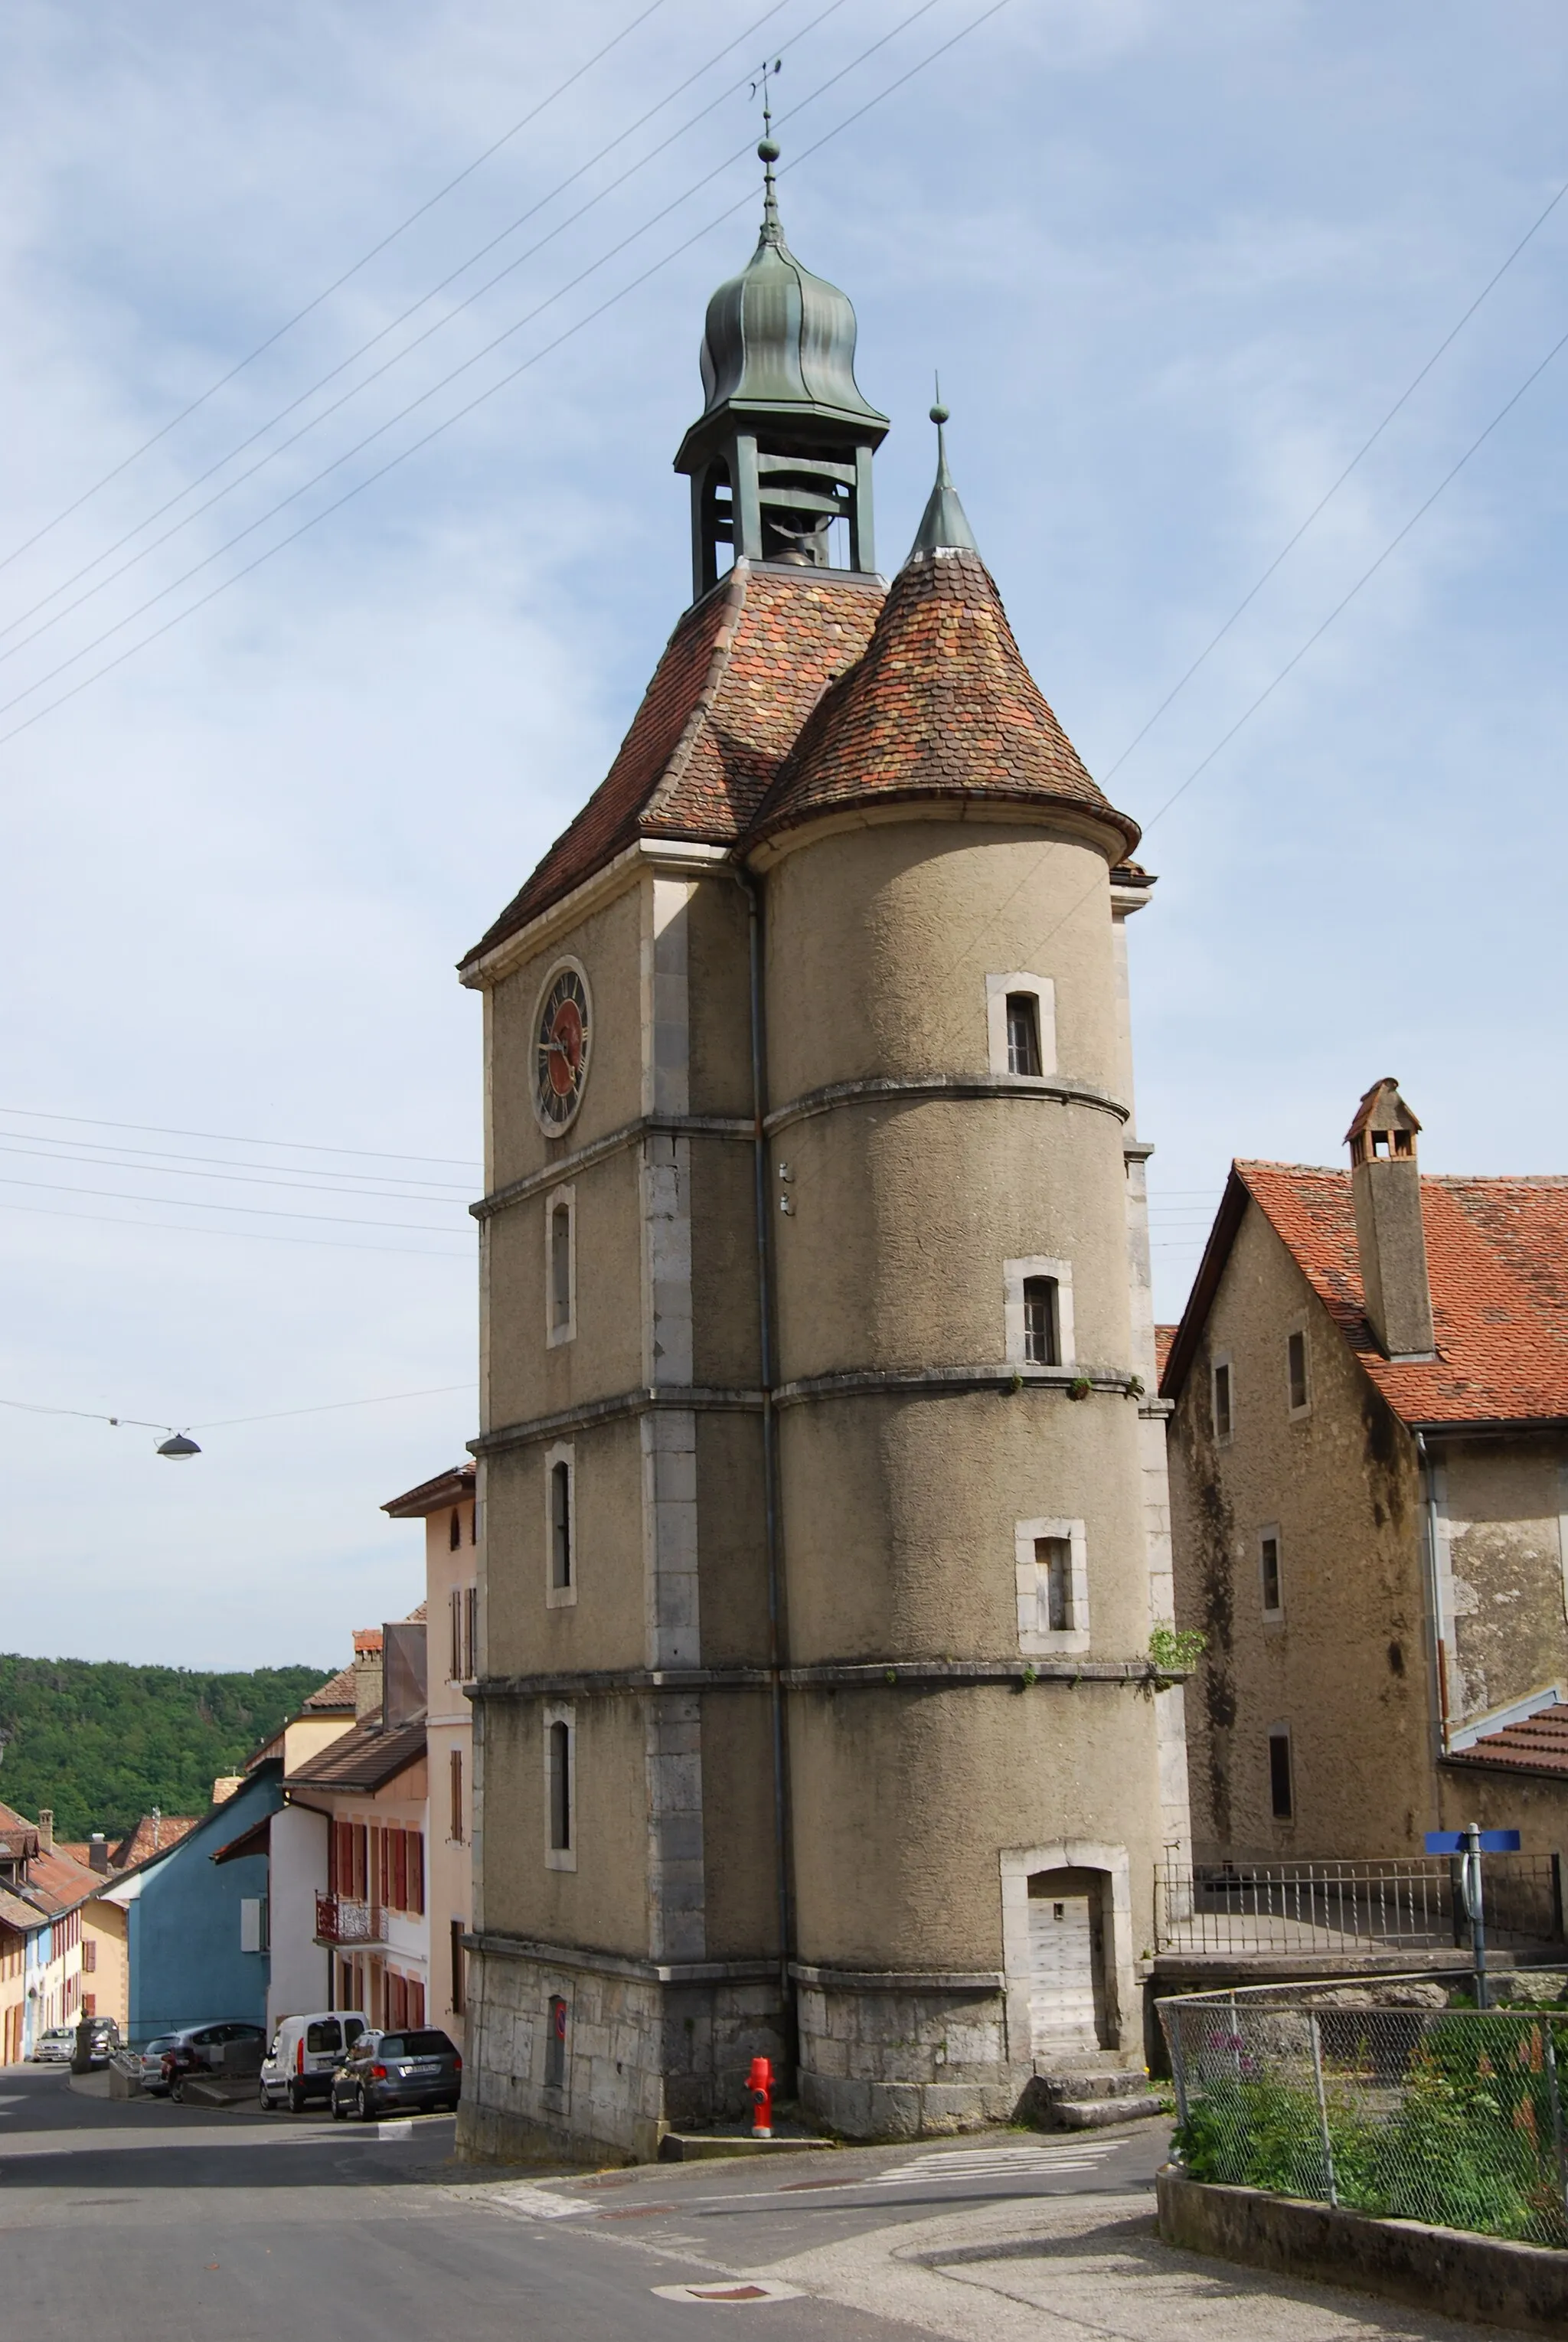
xmin=750 ymin=56 xmax=782 ymax=139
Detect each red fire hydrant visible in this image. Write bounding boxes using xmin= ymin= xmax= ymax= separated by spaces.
xmin=747 ymin=2055 xmax=773 ymax=2139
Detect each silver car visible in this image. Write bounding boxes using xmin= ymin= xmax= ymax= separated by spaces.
xmin=30 ymin=2025 xmax=77 ymax=2064
xmin=134 ymin=2033 xmax=180 ymax=2093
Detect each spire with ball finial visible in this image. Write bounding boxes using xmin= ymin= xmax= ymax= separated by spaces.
xmin=908 ymin=377 xmax=980 ymax=559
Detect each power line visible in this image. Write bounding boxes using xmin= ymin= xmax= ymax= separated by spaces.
xmin=0 ymin=1194 xmax=470 ymax=1260
xmin=0 ymin=1136 xmax=471 ymax=1204
xmin=0 ymin=1383 xmax=475 ymax=1435
xmin=0 ymin=1169 xmax=470 ymax=1236
xmin=0 ymin=0 xmax=828 ymax=657
xmin=0 ymin=0 xmax=672 ymax=580
xmin=0 ymin=1102 xmax=479 ymax=1168
xmin=1101 ymin=168 xmax=1568 ymax=786
xmin=0 ymin=0 xmax=932 ymax=694
xmin=0 ymin=0 xmax=1014 ymax=756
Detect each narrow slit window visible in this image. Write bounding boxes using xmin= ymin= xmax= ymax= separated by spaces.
xmin=1036 ymin=1535 xmax=1073 ymax=1633
xmin=1005 ymin=992 xmax=1043 ymax=1076
xmin=550 ymin=1201 xmax=573 ymax=1335
xmin=1213 ymin=1360 xmax=1232 ymax=1440
xmin=449 ymin=1746 xmax=464 ymax=1844
xmin=1269 ymin=1729 xmax=1294 ymax=1821
xmin=545 ymin=1994 xmax=567 ymax=2090
xmin=548 ymin=1720 xmax=572 ymax=1852
xmin=448 ymin=1508 xmax=461 ymax=1553
xmin=550 ymin=1460 xmax=573 ymax=1591
xmin=1287 ymin=1331 xmax=1308 ymax=1413
xmin=1022 ymin=1276 xmax=1059 ymax=1367
xmin=1260 ymin=1534 xmax=1282 ymax=1615
xmin=464 ymin=1584 xmax=478 ymax=1677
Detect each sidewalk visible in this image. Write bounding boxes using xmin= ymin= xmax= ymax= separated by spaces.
xmin=760 ymin=2187 xmax=1539 ymax=2341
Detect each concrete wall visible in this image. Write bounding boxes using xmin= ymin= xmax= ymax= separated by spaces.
xmin=265 ymin=1805 xmax=328 ymax=2030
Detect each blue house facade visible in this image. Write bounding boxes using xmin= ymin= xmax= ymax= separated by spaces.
xmin=110 ymin=1762 xmax=282 ymax=2040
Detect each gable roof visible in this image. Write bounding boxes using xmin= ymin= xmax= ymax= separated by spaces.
xmin=1446 ymin=1701 xmax=1568 ymax=1779
xmin=462 ymin=563 xmax=883 ymax=968
xmin=1161 ymin=1161 xmax=1568 ymax=1429
xmin=0 ymin=1804 xmax=105 ymax=1919
xmin=746 ymin=547 xmax=1138 ymax=858
xmin=383 ymin=1459 xmax=474 ymax=1518
xmin=283 ymin=1716 xmax=426 ymax=1796
xmin=303 ymin=1665 xmax=357 ymax=1713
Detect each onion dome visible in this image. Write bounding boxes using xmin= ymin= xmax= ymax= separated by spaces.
xmin=744 ymin=412 xmax=1138 ymax=861
xmin=675 ymin=136 xmax=888 ymax=599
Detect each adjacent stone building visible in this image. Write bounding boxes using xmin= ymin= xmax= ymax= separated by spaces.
xmin=1163 ymin=1079 xmax=1568 ymax=1877
xmin=456 ymin=138 xmax=1190 ymax=2161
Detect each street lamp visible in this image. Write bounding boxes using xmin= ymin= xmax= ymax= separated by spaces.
xmin=156 ymin=1432 xmax=201 ymax=1459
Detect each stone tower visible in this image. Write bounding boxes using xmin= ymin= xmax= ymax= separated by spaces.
xmin=456 ymin=145 xmax=1189 ymax=2164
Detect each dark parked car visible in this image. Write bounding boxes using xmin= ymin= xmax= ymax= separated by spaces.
xmin=329 ymin=2028 xmax=462 ymax=2120
xmin=160 ymin=2020 xmax=268 ymax=2101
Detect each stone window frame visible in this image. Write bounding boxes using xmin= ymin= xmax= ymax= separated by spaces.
xmin=544 ymin=1183 xmax=577 ymax=1348
xmin=1210 ymin=1351 xmax=1234 ymax=1446
xmin=1014 ymin=1515 xmax=1090 ymax=1657
xmin=1258 ymin=1524 xmax=1285 ymax=1625
xmin=1285 ymin=1321 xmax=1312 ymax=1421
xmin=1003 ymin=1256 xmax=1075 ymax=1370
xmin=544 ymin=1703 xmax=577 ymax=1871
xmin=544 ymin=1442 xmax=577 ymax=1610
xmin=985 ymin=972 xmax=1057 ymax=1081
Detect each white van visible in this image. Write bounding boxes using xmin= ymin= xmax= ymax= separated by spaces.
xmin=259 ymin=2010 xmax=368 ymax=2112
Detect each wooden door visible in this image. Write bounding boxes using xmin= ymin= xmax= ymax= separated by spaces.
xmin=1026 ymin=1876 xmax=1102 ymax=2058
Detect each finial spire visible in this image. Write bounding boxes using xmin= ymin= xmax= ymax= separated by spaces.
xmin=909 ymin=380 xmax=980 ymax=558
xmin=752 ymin=57 xmax=784 ymax=242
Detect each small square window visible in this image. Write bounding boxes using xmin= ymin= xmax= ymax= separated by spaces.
xmin=1259 ymin=1532 xmax=1282 ymax=1616
xmin=1287 ymin=1330 xmax=1309 ymax=1414
xmin=1269 ymin=1729 xmax=1294 ymax=1821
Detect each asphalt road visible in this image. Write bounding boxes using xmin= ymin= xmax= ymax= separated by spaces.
xmin=0 ymin=2063 xmax=1532 ymax=2340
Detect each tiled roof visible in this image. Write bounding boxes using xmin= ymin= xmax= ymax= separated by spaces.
xmin=462 ymin=563 xmax=883 ymax=964
xmin=383 ymin=1459 xmax=474 ymax=1517
xmin=110 ymin=1814 xmax=199 ymax=1870
xmin=284 ymin=1716 xmax=426 ymax=1795
xmin=746 ymin=548 xmax=1138 ymax=856
xmin=1155 ymin=1325 xmax=1178 ymax=1380
xmin=353 ymin=1628 xmax=384 ymax=1655
xmin=303 ymin=1664 xmax=357 ymax=1712
xmin=1163 ymin=1162 xmax=1568 ymax=1426
xmin=1447 ymin=1703 xmax=1568 ymax=1778
xmin=0 ymin=1807 xmax=103 ymax=1917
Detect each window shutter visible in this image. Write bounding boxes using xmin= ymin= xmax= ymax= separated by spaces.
xmin=392 ymin=1829 xmax=407 ymax=1912
xmin=409 ymin=1833 xmax=424 ymax=1917
xmin=82 ymin=1939 xmax=96 ymax=1974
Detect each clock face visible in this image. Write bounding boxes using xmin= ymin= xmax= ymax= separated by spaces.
xmin=534 ymin=963 xmax=591 ymax=1132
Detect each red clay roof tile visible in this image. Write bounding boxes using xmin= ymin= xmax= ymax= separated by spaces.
xmin=1236 ymin=1163 xmax=1568 ymax=1426
xmin=1447 ymin=1703 xmax=1568 ymax=1777
xmin=463 ymin=564 xmax=883 ymax=964
xmin=746 ymin=548 xmax=1138 ymax=855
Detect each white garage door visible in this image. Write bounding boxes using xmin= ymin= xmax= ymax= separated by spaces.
xmin=1027 ymin=1886 xmax=1099 ymax=2058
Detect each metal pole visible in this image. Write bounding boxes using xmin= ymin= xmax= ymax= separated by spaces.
xmin=1168 ymin=2003 xmax=1191 ymax=2131
xmin=1308 ymin=2012 xmax=1338 ymax=2207
xmin=1465 ymin=1821 xmax=1488 ymax=2010
xmin=1544 ymin=2021 xmax=1568 ymax=2238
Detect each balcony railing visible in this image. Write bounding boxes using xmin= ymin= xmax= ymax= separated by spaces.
xmin=314 ymin=1893 xmax=387 ymax=1946
xmin=1155 ymin=1854 xmax=1566 ymax=1958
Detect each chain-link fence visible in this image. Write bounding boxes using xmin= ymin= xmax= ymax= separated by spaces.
xmin=1161 ymin=1984 xmax=1568 ymax=2249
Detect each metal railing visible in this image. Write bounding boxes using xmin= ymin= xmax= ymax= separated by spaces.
xmin=1161 ymin=1980 xmax=1568 ymax=2249
xmin=1155 ymin=1854 xmax=1565 ymax=1957
xmin=314 ymin=1893 xmax=386 ymax=1945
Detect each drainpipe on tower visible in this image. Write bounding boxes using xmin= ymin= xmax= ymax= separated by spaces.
xmin=732 ymin=865 xmax=794 ymax=2017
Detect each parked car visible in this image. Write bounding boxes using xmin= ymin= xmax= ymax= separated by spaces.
xmin=30 ymin=2026 xmax=77 ymax=2064
xmin=329 ymin=2027 xmax=462 ymax=2121
xmin=134 ymin=2034 xmax=181 ymax=2094
xmin=259 ymin=2011 xmax=368 ymax=2112
xmin=78 ymin=2017 xmax=121 ymax=2068
xmin=160 ymin=2020 xmax=268 ymax=2101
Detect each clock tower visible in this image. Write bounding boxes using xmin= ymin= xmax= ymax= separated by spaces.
xmin=456 ymin=141 xmax=1188 ymax=2163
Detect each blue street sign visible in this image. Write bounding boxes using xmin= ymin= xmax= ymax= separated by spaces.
xmin=1424 ymin=1830 xmax=1521 ymax=1854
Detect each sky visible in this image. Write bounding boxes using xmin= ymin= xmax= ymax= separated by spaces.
xmin=1 ymin=0 xmax=1566 ymax=1670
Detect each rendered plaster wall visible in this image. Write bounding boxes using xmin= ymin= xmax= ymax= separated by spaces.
xmin=1168 ymin=1201 xmax=1432 ymax=1857
xmin=475 ymin=1693 xmax=651 ymax=1960
xmin=1438 ymin=1435 xmax=1568 ymax=1730
xmin=484 ymin=1421 xmax=647 ymax=1678
xmin=485 ymin=879 xmax=645 ymax=1192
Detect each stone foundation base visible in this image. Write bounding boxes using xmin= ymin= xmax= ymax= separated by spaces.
xmin=459 ymin=1939 xmax=789 ymax=2165
xmin=795 ymin=1974 xmax=1034 ymax=2140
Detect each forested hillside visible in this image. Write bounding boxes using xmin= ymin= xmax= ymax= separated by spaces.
xmin=0 ymin=1654 xmax=332 ymax=1841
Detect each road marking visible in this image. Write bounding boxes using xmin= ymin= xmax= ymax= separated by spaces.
xmin=480 ymin=2181 xmax=594 ymax=2219
xmin=652 ymin=2278 xmax=803 ymax=2303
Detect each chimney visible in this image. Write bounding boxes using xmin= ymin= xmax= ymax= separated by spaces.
xmin=353 ymin=1629 xmax=384 ymax=1720
xmin=1345 ymin=1078 xmax=1436 ymax=1360
xmin=383 ymin=1620 xmax=428 ymax=1731
xmin=37 ymin=1808 xmax=53 ymax=1852
xmin=89 ymin=1832 xmax=109 ymax=1873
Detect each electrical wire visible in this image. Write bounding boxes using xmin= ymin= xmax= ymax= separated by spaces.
xmin=0 ymin=0 xmax=831 ymax=656
xmin=0 ymin=0 xmax=672 ymax=579
xmin=0 ymin=0 xmax=1016 ymax=755
xmin=0 ymin=1169 xmax=469 ymax=1235
xmin=0 ymin=0 xmax=935 ymax=692
xmin=0 ymin=1383 xmax=475 ymax=1434
xmin=0 ymin=1194 xmax=469 ymax=1259
xmin=0 ymin=1102 xmax=479 ymax=1168
xmin=0 ymin=1135 xmax=471 ymax=1204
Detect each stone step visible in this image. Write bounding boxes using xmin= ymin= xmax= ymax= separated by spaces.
xmin=1051 ymin=2091 xmax=1165 ymax=2131
xmin=1033 ymin=2066 xmax=1153 ymax=2102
